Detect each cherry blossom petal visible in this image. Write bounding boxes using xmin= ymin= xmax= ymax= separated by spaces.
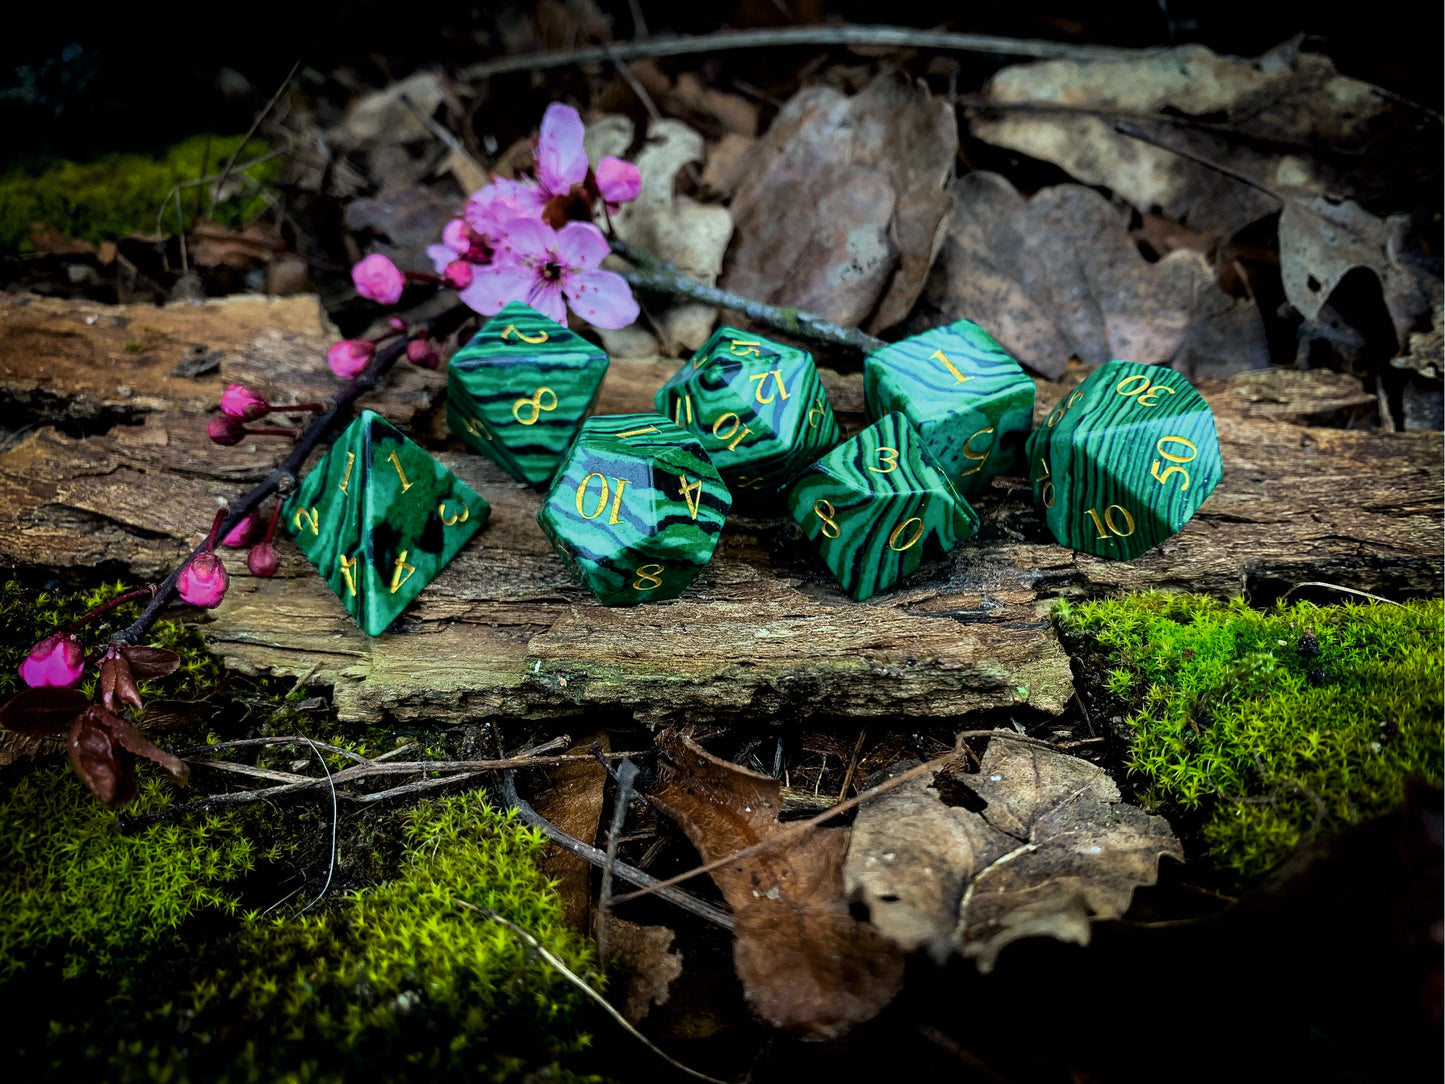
xmin=536 ymin=103 xmax=589 ymax=195
xmin=562 ymin=268 xmax=639 ymax=329
xmin=458 ymin=264 xmax=538 ymax=315
xmin=554 ymin=221 xmax=611 ymax=271
xmin=526 ymin=279 xmax=569 ymax=324
xmin=493 ymin=217 xmax=558 ymax=265
xmin=426 ymin=243 xmax=456 ymax=274
xmin=595 ymin=157 xmax=642 ymax=205
xmin=442 ymin=218 xmax=471 ymax=254
xmin=466 ymin=180 xmax=546 ymax=240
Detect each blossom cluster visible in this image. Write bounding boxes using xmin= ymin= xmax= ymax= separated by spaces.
xmin=345 ymin=103 xmax=640 ymax=368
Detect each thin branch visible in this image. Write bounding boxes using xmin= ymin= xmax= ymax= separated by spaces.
xmin=609 ymin=237 xmax=886 ymax=355
xmin=457 ymin=25 xmax=1157 ymax=82
xmin=1280 ymin=581 xmax=1404 ymax=606
xmin=207 ymin=58 xmax=300 ymax=220
xmin=501 ymin=772 xmax=734 ymax=931
xmin=611 ymin=729 xmax=1058 ymax=907
xmin=453 ymin=900 xmax=733 ymax=1084
xmin=112 ymin=303 xmax=472 ymax=648
xmin=597 ymin=758 xmax=640 ymax=963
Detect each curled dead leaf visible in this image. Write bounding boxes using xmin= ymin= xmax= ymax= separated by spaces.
xmin=846 ymin=737 xmax=1182 ymax=973
xmin=923 ymin=171 xmax=1269 ymax=379
xmin=650 ymin=731 xmax=903 ymax=1039
xmin=725 ymin=73 xmax=956 ymax=333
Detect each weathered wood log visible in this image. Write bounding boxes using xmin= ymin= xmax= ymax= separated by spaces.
xmin=1 ymin=294 xmax=1438 ymax=728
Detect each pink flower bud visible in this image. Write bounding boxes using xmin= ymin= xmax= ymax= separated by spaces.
xmin=406 ymin=339 xmax=440 ymax=368
xmin=177 ymin=552 xmax=229 ymax=608
xmin=328 ymin=339 xmax=374 ymax=380
xmin=221 ymin=511 xmax=261 ymax=548
xmin=246 ymin=541 xmax=280 ymax=578
xmin=443 ymin=218 xmax=471 ymax=254
xmin=388 ymin=316 xmax=408 ymax=332
xmin=208 ymin=415 xmax=247 ymax=445
xmin=352 ymin=253 xmax=405 ymax=305
xmin=19 ymin=632 xmax=86 ymax=688
xmin=596 ymin=157 xmax=642 ymax=206
xmin=219 ymin=384 xmax=270 ymax=420
xmin=444 ymin=260 xmax=473 ymax=289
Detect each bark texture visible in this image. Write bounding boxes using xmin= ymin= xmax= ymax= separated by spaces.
xmin=1 ymin=294 xmax=1438 ymax=727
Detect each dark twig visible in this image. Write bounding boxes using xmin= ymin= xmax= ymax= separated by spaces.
xmin=453 ymin=900 xmax=732 ymax=1084
xmin=207 ymin=58 xmax=301 ymax=220
xmin=113 ymin=304 xmax=470 ymax=648
xmin=501 ymin=772 xmax=735 ymax=931
xmin=596 ymin=759 xmax=640 ymax=963
xmin=609 ymin=237 xmax=886 ymax=355
xmin=457 ymin=25 xmax=1155 ymax=81
xmin=611 ymin=729 xmax=1060 ymax=907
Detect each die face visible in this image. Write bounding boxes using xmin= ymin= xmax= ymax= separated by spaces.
xmin=537 ymin=413 xmax=731 ymax=605
xmin=786 ymin=412 xmax=979 ymax=601
xmin=447 ymin=301 xmax=610 ymax=485
xmin=284 ymin=410 xmax=489 ymax=635
xmin=1026 ymin=361 xmax=1222 ymax=559
xmin=864 ymin=320 xmax=1035 ymax=495
xmin=652 ymin=327 xmax=840 ymax=498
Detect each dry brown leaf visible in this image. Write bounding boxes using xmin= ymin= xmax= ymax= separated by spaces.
xmin=971 ymin=41 xmax=1427 ymax=238
xmin=601 ymin=916 xmax=684 ymax=1024
xmin=595 ymin=117 xmax=733 ymax=353
xmin=725 ymin=73 xmax=956 ymax=332
xmin=188 ymin=220 xmax=286 ymax=270
xmin=331 ymin=71 xmax=446 ymax=150
xmin=531 ymin=731 xmax=609 ymax=934
xmin=1278 ymin=194 xmax=1441 ymax=353
xmin=846 ymin=738 xmax=1182 ymax=974
xmin=650 ymin=731 xmax=903 ymax=1040
xmin=923 ymin=171 xmax=1270 ymax=379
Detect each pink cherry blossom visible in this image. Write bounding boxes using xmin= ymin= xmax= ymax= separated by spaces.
xmin=208 ymin=415 xmax=246 ymax=445
xmin=458 ymin=218 xmax=638 ymax=329
xmin=178 ymin=551 xmax=229 ymax=608
xmin=219 ymin=384 xmax=269 ymax=420
xmin=536 ymin=102 xmax=589 ymax=198
xmin=328 ymin=339 xmax=374 ymax=379
xmin=595 ymin=156 xmax=642 ymax=210
xmin=19 ymin=632 xmax=86 ymax=688
xmin=465 ymin=178 xmax=546 ymax=243
xmin=221 ymin=511 xmax=261 ymax=548
xmin=247 ymin=541 xmax=279 ymax=578
xmin=443 ymin=260 xmax=473 ymax=289
xmin=352 ymin=253 xmax=405 ymax=305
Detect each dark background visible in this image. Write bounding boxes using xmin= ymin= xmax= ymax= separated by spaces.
xmin=3 ymin=0 xmax=1441 ymax=159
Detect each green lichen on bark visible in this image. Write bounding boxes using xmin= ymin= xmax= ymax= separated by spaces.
xmin=1057 ymin=592 xmax=1444 ymax=879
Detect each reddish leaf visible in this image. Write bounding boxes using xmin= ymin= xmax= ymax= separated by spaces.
xmin=121 ymin=646 xmax=181 ymax=680
xmin=106 ymin=708 xmax=190 ymax=786
xmin=67 ymin=708 xmax=136 ymax=809
xmin=0 ymin=686 xmax=89 ymax=736
xmin=100 ymin=654 xmax=143 ymax=714
xmin=649 ymin=731 xmax=903 ymax=1039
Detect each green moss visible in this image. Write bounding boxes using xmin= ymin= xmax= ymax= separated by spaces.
xmin=1058 ymin=592 xmax=1444 ymax=879
xmin=37 ymin=792 xmax=600 ymax=1083
xmin=0 ymin=133 xmax=280 ymax=252
xmin=0 ymin=764 xmax=253 ymax=980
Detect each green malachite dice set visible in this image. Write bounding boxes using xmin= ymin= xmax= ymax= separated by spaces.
xmin=283 ymin=304 xmax=1223 ymax=632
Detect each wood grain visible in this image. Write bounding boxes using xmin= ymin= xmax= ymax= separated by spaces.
xmin=1 ymin=295 xmax=1438 ymax=729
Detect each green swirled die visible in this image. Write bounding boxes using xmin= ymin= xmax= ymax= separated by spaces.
xmin=282 ymin=410 xmax=489 ymax=636
xmin=537 ymin=414 xmax=732 ymax=605
xmin=864 ymin=319 xmax=1034 ymax=496
xmin=447 ymin=301 xmax=610 ymax=485
xmin=1025 ymin=360 xmax=1222 ymax=560
xmin=653 ymin=327 xmax=840 ymax=501
xmin=786 ymin=412 xmax=979 ymax=601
